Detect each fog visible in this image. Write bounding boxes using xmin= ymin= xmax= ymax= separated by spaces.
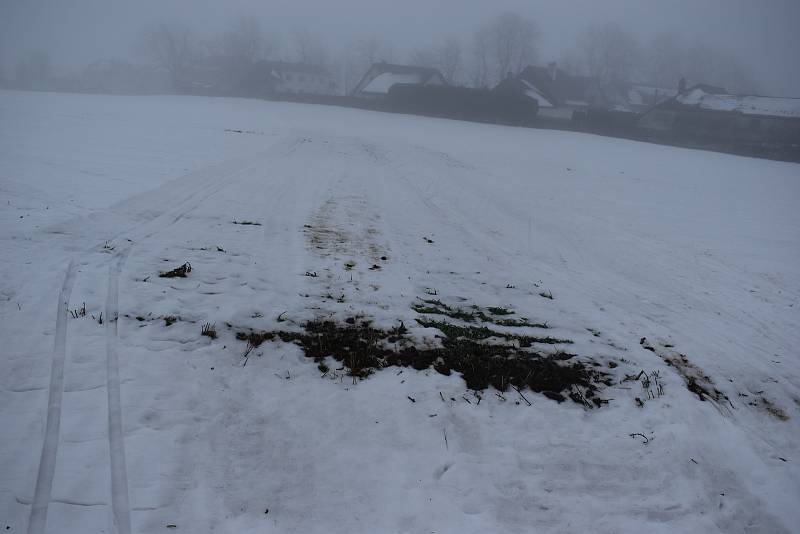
xmin=1 ymin=0 xmax=799 ymax=96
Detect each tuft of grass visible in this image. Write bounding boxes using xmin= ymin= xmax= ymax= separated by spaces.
xmin=69 ymin=302 xmax=87 ymax=319
xmin=164 ymin=315 xmax=178 ymax=327
xmin=201 ymin=322 xmax=217 ymax=339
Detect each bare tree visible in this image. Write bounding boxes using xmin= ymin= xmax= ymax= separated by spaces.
xmin=641 ymin=33 xmax=686 ymax=97
xmin=342 ymin=36 xmax=394 ymax=93
xmin=471 ymin=26 xmax=491 ymax=88
xmin=438 ymin=37 xmax=463 ymax=85
xmin=558 ymin=49 xmax=584 ymax=76
xmin=579 ymin=22 xmax=641 ymax=85
xmin=409 ymin=37 xmax=463 ymax=85
xmin=471 ymin=12 xmax=539 ymax=87
xmin=141 ymin=21 xmax=197 ymax=89
xmin=292 ymin=29 xmax=327 ymax=66
xmin=409 ymin=47 xmax=437 ymax=70
xmin=354 ymin=36 xmax=393 ymax=66
xmin=222 ymin=17 xmax=264 ymax=66
xmin=490 ymin=12 xmax=540 ymax=81
xmin=684 ymin=42 xmax=757 ymax=94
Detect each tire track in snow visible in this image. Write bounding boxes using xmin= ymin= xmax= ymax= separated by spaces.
xmin=27 ymin=260 xmax=77 ymax=534
xmin=105 ymin=253 xmax=132 ymax=534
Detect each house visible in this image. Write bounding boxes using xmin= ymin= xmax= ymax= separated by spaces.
xmin=352 ymin=62 xmax=446 ymax=99
xmin=241 ymin=60 xmax=337 ymax=96
xmin=496 ymin=62 xmax=678 ymax=122
xmin=494 ymin=62 xmax=592 ymax=121
xmin=493 ymin=76 xmax=554 ymax=112
xmin=639 ymin=84 xmax=800 ymax=152
xmin=624 ymin=83 xmax=676 ymax=112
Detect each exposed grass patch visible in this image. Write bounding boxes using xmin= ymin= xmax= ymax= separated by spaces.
xmin=752 ymin=396 xmax=789 ymax=421
xmin=234 ymin=316 xmax=605 ymax=406
xmin=159 ymin=262 xmax=192 ymax=278
xmin=412 ymin=298 xmax=548 ymax=328
xmin=416 ymin=318 xmax=570 ymax=346
xmin=640 ymin=337 xmax=728 ymax=404
xmin=231 ymin=220 xmax=261 ymax=226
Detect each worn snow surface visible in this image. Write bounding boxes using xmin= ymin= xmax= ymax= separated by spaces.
xmin=1 ymin=90 xmax=799 ymax=534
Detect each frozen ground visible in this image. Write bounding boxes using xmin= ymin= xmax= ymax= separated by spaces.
xmin=1 ymin=90 xmax=799 ymax=533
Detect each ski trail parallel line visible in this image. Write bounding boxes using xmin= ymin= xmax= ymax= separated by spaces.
xmin=27 ymin=260 xmax=77 ymax=534
xmin=106 ymin=259 xmax=132 ymax=534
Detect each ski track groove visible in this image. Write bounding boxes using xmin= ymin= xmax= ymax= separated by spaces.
xmin=26 ymin=260 xmax=77 ymax=534
xmin=21 ymin=144 xmax=293 ymax=532
xmin=106 ymin=254 xmax=132 ymax=534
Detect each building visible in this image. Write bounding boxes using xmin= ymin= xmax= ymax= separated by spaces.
xmin=351 ymin=62 xmax=446 ymax=99
xmin=639 ymin=84 xmax=800 ymax=155
xmin=496 ymin=62 xmax=676 ymax=121
xmin=494 ymin=63 xmax=592 ymax=121
xmin=245 ymin=61 xmax=337 ymax=96
xmin=623 ymin=83 xmax=676 ymax=113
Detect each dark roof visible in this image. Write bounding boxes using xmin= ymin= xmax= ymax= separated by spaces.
xmin=518 ymin=65 xmax=592 ymax=107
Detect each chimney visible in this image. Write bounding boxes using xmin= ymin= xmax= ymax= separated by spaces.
xmin=547 ymin=61 xmax=558 ymax=81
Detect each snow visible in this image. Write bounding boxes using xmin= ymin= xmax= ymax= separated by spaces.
xmin=677 ymin=88 xmax=800 ymax=118
xmin=627 ymin=84 xmax=674 ymax=107
xmin=361 ymin=72 xmax=427 ymax=94
xmin=520 ymin=79 xmax=555 ymax=108
xmin=1 ymin=89 xmax=799 ymax=534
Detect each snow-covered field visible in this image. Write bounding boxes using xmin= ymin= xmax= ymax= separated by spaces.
xmin=1 ymin=89 xmax=799 ymax=534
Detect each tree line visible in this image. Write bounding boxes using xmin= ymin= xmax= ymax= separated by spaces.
xmin=3 ymin=11 xmax=758 ymax=95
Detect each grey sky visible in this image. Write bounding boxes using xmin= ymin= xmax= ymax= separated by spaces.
xmin=2 ymin=0 xmax=799 ymax=96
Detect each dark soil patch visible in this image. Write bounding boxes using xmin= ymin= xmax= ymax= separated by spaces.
xmin=236 ymin=317 xmax=607 ymax=406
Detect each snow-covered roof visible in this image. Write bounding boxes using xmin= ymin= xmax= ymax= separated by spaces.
xmin=519 ymin=79 xmax=554 ymax=108
xmin=676 ymin=88 xmax=800 ymax=119
xmin=361 ymin=73 xmax=427 ymax=94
